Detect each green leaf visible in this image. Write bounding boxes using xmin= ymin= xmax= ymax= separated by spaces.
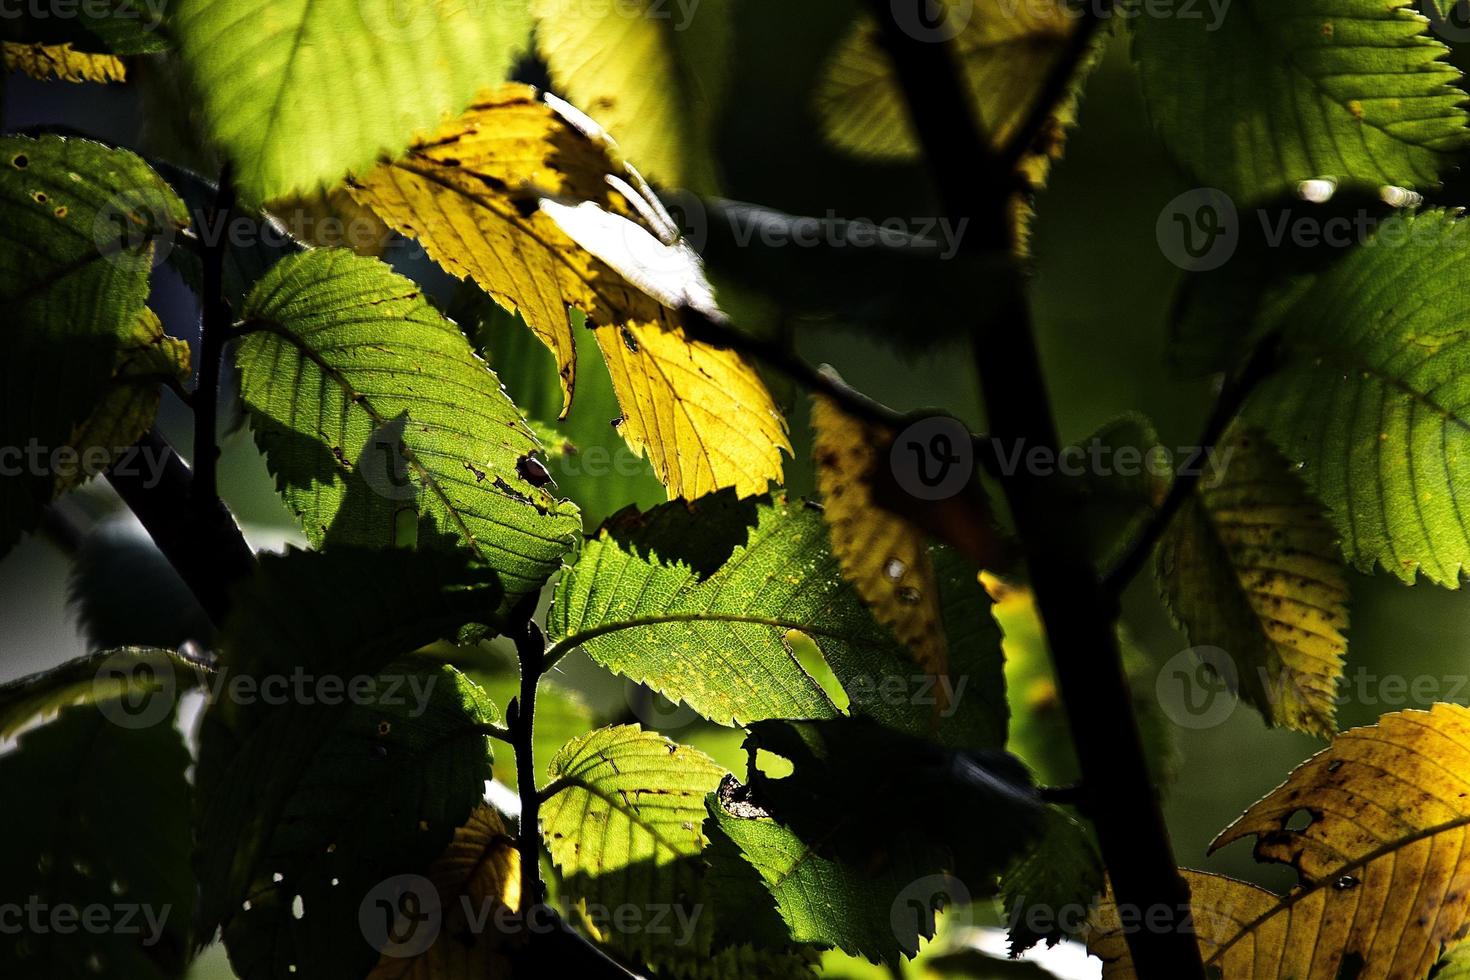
xmin=0 ymin=703 xmax=194 ymax=979
xmin=550 ymin=493 xmax=1008 ymax=745
xmin=473 ymin=301 xmax=665 ymax=529
xmin=195 ymin=548 xmax=505 ymax=980
xmin=0 ymin=646 xmax=211 ymax=739
xmin=1131 ymin=0 xmax=1470 ymax=202
xmin=236 ymin=248 xmax=581 ymax=597
xmin=532 ymin=0 xmax=732 ymax=190
xmin=1158 ymin=428 xmax=1349 ymax=736
xmin=1001 ymin=806 xmax=1102 ymax=955
xmin=171 ymin=0 xmax=532 ymax=199
xmin=0 ymin=135 xmax=186 ymax=558
xmin=1245 ymin=209 xmax=1470 ymax=585
xmin=1433 ymin=943 xmax=1470 ymax=979
xmin=540 ymin=725 xmax=727 ymax=960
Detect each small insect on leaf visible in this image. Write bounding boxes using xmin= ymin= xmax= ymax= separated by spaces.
xmin=517 ymin=453 xmax=554 ymax=488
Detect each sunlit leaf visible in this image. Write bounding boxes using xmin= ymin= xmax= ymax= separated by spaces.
xmin=533 ymin=0 xmax=732 ymax=189
xmin=551 ymin=492 xmax=1007 ymax=745
xmin=172 ymin=0 xmax=532 ymax=199
xmin=541 ymin=725 xmax=726 ymax=960
xmin=2 ymin=41 xmax=126 ymax=83
xmin=1089 ymin=703 xmax=1470 ymax=977
xmin=1158 ymin=429 xmax=1349 ymax=737
xmin=236 ymin=248 xmax=581 ymax=597
xmin=350 ymin=84 xmax=790 ymax=499
xmin=1246 ymin=209 xmax=1470 ymax=585
xmin=1132 ymin=0 xmax=1470 ymax=202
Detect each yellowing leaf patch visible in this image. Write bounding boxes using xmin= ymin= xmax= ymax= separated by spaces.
xmin=350 ymin=84 xmax=790 ymax=500
xmin=1157 ymin=429 xmax=1349 ymax=738
xmin=1088 ymin=703 xmax=1470 ymax=978
xmin=366 ymin=805 xmax=520 ymax=979
xmin=811 ymin=394 xmax=948 ymax=701
xmin=2 ymin=42 xmax=126 ymax=84
xmin=55 ymin=307 xmax=190 ymax=496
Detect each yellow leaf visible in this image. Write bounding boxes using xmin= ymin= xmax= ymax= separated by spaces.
xmin=1088 ymin=703 xmax=1470 ymax=977
xmin=1158 ymin=429 xmax=1349 ymax=738
xmin=811 ymin=394 xmax=948 ymax=701
xmin=366 ymin=805 xmax=520 ymax=979
xmin=266 ymin=187 xmax=393 ymax=257
xmin=350 ymin=84 xmax=789 ymax=499
xmin=532 ymin=0 xmax=732 ymax=190
xmin=56 ymin=307 xmax=189 ymax=496
xmin=3 ymin=42 xmax=126 ymax=84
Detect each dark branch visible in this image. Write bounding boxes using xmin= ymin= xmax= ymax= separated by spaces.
xmin=192 ymin=162 xmax=236 ymax=519
xmin=867 ymin=1 xmax=1206 ymax=976
xmin=105 ymin=428 xmax=256 ymax=628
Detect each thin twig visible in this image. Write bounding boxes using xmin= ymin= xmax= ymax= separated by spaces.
xmin=996 ymin=0 xmax=1113 ymax=180
xmin=677 ymin=305 xmax=913 ymax=434
xmin=511 ymin=616 xmax=548 ymax=911
xmin=193 ymin=162 xmax=236 ymax=518
xmin=867 ymin=1 xmax=1205 ymax=976
xmin=1101 ymin=337 xmax=1280 ymax=596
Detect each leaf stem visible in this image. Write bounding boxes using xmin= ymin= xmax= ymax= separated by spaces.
xmin=1101 ymin=337 xmax=1279 ymax=596
xmin=192 ymin=162 xmax=235 ymax=519
xmin=866 ymin=1 xmax=1205 ymax=976
xmin=511 ymin=615 xmax=548 ymax=912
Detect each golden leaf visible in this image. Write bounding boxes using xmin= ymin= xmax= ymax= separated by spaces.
xmin=811 ymin=394 xmax=949 ymax=701
xmin=367 ymin=805 xmax=520 ymax=980
xmin=2 ymin=42 xmax=126 ymax=84
xmin=350 ymin=84 xmax=789 ymax=499
xmin=1158 ymin=429 xmax=1349 ymax=737
xmin=1088 ymin=703 xmax=1470 ymax=977
xmin=265 ymin=187 xmax=393 ymax=257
